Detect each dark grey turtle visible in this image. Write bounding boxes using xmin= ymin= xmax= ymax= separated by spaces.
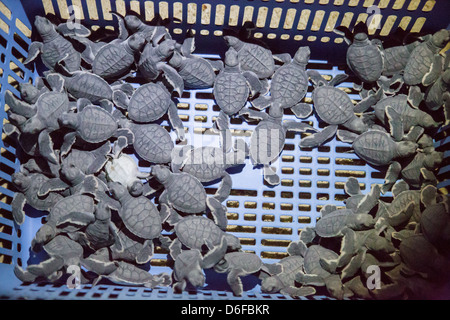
xmin=62 ymin=141 xmax=111 ymax=175
xmin=295 ymin=245 xmax=345 ymax=300
xmin=113 ymin=82 xmax=185 ymax=141
xmin=251 ymin=46 xmax=311 ymax=116
xmin=108 ymin=181 xmax=162 ymax=240
xmin=425 ymin=67 xmax=450 ymax=111
xmin=59 ymin=104 xmax=134 ymax=147
xmin=342 ymin=178 xmax=381 ymax=215
xmin=299 ymin=71 xmax=370 ymax=148
xmin=404 ymin=29 xmax=450 ymax=86
xmin=32 ymin=194 xmax=95 ymax=248
xmin=137 ymin=39 xmax=184 ymax=96
xmin=212 ymin=47 xmax=262 ymax=134
xmin=261 ymin=256 xmax=315 ymax=297
xmin=24 ymin=16 xmax=81 ymax=72
xmin=110 ymin=226 xmax=154 ymax=265
xmin=94 ymin=261 xmax=171 ymax=288
xmin=214 ymin=252 xmax=269 ymax=296
xmin=151 ymin=165 xmax=229 ymax=230
xmin=240 ymin=105 xmax=317 ymax=185
xmin=335 ymin=22 xmax=383 ymax=83
xmin=172 ymin=249 xmax=206 ymax=293
xmin=223 ymin=35 xmax=275 ymax=79
xmin=401 ymin=150 xmax=443 ymax=189
xmin=315 ymin=208 xmax=375 ymax=238
xmin=373 ymin=94 xmax=441 ymax=132
xmin=169 ymin=34 xmax=222 ymax=89
xmin=382 ymin=41 xmax=421 ymax=77
xmin=376 ymin=187 xmax=420 ymax=228
xmin=420 ymin=197 xmax=450 ymax=256
xmin=10 ymin=172 xmax=63 ymax=225
xmin=92 ymin=32 xmax=145 ymax=79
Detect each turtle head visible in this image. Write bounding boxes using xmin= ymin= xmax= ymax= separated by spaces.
xmin=293 ymin=46 xmax=310 ymax=65
xmin=60 ymin=163 xmax=84 ymax=184
xmin=108 ymin=181 xmax=128 ymax=201
xmin=158 ymin=39 xmax=176 ymax=58
xmin=187 ymin=268 xmax=205 ymax=288
xmin=261 ymin=276 xmax=281 ymax=293
xmin=223 ymin=35 xmax=241 ymax=50
xmin=431 ymin=29 xmax=450 ymax=48
xmin=58 ymin=112 xmax=78 ymax=129
xmin=95 ymin=201 xmax=111 ymax=221
xmin=129 ymin=180 xmax=144 ymax=197
xmin=34 ymin=16 xmax=56 ymax=39
xmin=128 ymin=33 xmax=146 ymax=52
xmin=169 ymin=51 xmax=183 ymax=68
xmin=151 ymin=165 xmax=171 ymax=185
xmin=354 ymin=32 xmax=368 ymax=42
xmin=224 ymin=47 xmax=239 ymax=68
xmin=22 ymin=116 xmax=45 ymax=135
xmin=12 ymin=172 xmax=30 ymax=191
xmin=355 ymin=214 xmax=375 ymax=229
xmin=19 ymin=83 xmax=40 ymax=104
xmin=224 ymin=233 xmax=242 ymax=250
xmin=420 ymin=114 xmax=441 ymax=129
xmin=124 ymin=15 xmax=143 ymax=32
xmin=397 ymin=141 xmax=418 ymax=158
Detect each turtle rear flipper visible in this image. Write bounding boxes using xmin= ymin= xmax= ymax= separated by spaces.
xmin=281 ymin=286 xmax=316 ymax=297
xmin=23 ymin=42 xmax=43 ymax=65
xmin=227 ymin=268 xmax=245 ymax=296
xmin=60 ymin=132 xmax=77 ymax=157
xmin=14 ymin=265 xmax=37 ymax=283
xmin=290 ymin=103 xmax=313 ymax=119
xmin=299 ymin=125 xmax=338 ymax=148
xmin=11 ymin=193 xmax=26 ymax=225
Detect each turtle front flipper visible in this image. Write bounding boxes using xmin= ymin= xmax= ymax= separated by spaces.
xmin=404 ymin=126 xmax=424 ymax=142
xmin=423 ymin=54 xmax=444 ymax=87
xmin=14 ymin=265 xmax=38 ymax=283
xmin=160 ymin=63 xmax=184 ymax=97
xmin=282 ymin=285 xmax=316 ymax=297
xmin=38 ymin=130 xmax=58 ymax=164
xmin=242 ymin=70 xmax=263 ymax=97
xmin=169 ymin=238 xmax=183 ymax=260
xmin=11 ymin=192 xmax=26 ymax=225
xmin=45 ymin=73 xmax=65 ymax=93
xmin=27 ymin=256 xmax=65 ymax=278
xmin=299 ymin=125 xmax=338 ymax=148
xmin=250 ymin=95 xmax=271 ymax=110
xmin=213 ymin=172 xmax=232 ymax=203
xmin=60 ymin=132 xmax=77 ymax=157
xmin=57 ymin=22 xmax=91 ymax=37
xmin=287 ymin=240 xmax=307 ymax=257
xmin=202 ymin=237 xmax=228 ymax=269
xmin=23 ymin=42 xmax=43 ymax=65
xmin=112 ymin=90 xmax=130 ymax=111
xmin=420 ymin=185 xmax=437 ymax=208
xmin=354 ymin=88 xmax=383 ymax=113
xmin=136 ymin=240 xmax=154 ymax=264
xmin=206 ymin=197 xmax=228 ymax=231
xmin=167 ymin=100 xmax=186 ymax=142
xmin=386 ymin=106 xmax=403 ymax=142
xmin=381 ymin=161 xmax=401 ymax=194
xmin=340 ymin=250 xmax=366 ymax=281
xmin=227 ymin=268 xmax=246 ymax=296
xmin=38 ymin=178 xmax=69 ymax=197
xmin=355 ymin=184 xmax=381 ymax=214
xmin=295 ymin=272 xmax=325 ymax=287
xmin=407 ymin=85 xmax=424 ymax=109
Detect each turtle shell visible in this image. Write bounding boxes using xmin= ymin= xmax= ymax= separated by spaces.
xmin=105 ymin=154 xmax=140 ymax=187
xmin=304 ymin=245 xmax=338 ymax=278
xmin=66 ymin=72 xmax=113 ymax=103
xmin=347 ymin=42 xmax=383 ymax=83
xmin=25 ymin=174 xmax=63 ymax=211
xmin=181 ymin=147 xmax=227 ymax=182
xmin=214 ymin=71 xmax=249 ymax=116
xmin=401 ymin=153 xmax=425 ymax=188
xmin=77 ymin=106 xmax=118 ymax=143
xmin=179 ymin=58 xmax=216 ymax=89
xmin=63 ymin=149 xmax=97 ymax=174
xmin=175 ymin=216 xmax=224 ymax=250
xmin=120 ymin=196 xmax=162 ymax=239
xmin=41 ymin=36 xmax=81 ymax=72
xmin=107 ymin=261 xmax=154 ymax=285
xmin=166 ymin=173 xmax=207 ymax=213
xmin=421 ymin=203 xmax=450 ymax=245
xmin=352 ymin=131 xmax=396 ymax=166
xmin=224 ymin=252 xmax=262 ymax=273
xmin=127 ymin=83 xmax=171 ymax=123
xmin=47 ymin=194 xmax=95 ymax=225
xmin=399 ymin=234 xmax=439 ymax=274
xmin=133 ymin=124 xmax=174 ymax=163
xmin=373 ymin=95 xmax=409 ymax=129
xmin=270 ymin=63 xmax=308 ymax=108
xmin=315 ymin=209 xmax=354 ymax=237
xmin=44 ymin=235 xmax=83 ymax=262
xmin=313 ymin=86 xmax=354 ymax=125
xmin=425 ymin=79 xmax=445 ymax=111
xmin=36 ymin=92 xmax=70 ymax=130
xmin=250 ymin=120 xmax=285 ymax=164
xmin=238 ymin=43 xmax=275 ymax=79
xmin=93 ymin=44 xmax=134 ymax=79
xmin=112 ymin=229 xmax=149 ymax=262
xmin=390 ymin=190 xmax=421 ymax=222
xmin=403 ymin=44 xmax=435 ymax=86
xmin=276 ymin=256 xmax=305 ymax=287
xmin=382 ymin=45 xmax=412 ymax=76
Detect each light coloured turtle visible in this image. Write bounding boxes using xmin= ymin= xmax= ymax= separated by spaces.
xmin=403 ymin=29 xmax=450 ymax=86
xmin=10 ymin=172 xmax=63 ymax=225
xmin=113 ymin=82 xmax=185 ymax=141
xmin=108 ymin=181 xmax=162 ymax=240
xmin=251 ymin=46 xmax=311 ymax=117
xmin=223 ymin=35 xmax=275 ymax=79
xmin=151 ymin=165 xmax=229 ymax=230
xmin=110 ymin=225 xmax=154 ymax=265
xmin=315 ymin=208 xmax=375 ymax=239
xmin=24 ymin=16 xmax=81 ymax=72
xmin=261 ymin=255 xmax=316 ymax=297
xmin=240 ymin=105 xmax=317 ymax=185
xmin=425 ymin=67 xmax=450 ymax=111
xmin=214 ymin=252 xmax=271 ymax=296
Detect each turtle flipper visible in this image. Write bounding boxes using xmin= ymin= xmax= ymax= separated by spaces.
xmin=391 ymin=180 xmax=409 ymax=197
xmin=38 ymin=178 xmax=69 ymax=197
xmin=14 ymin=265 xmax=38 ymax=282
xmin=112 ymin=90 xmax=129 ymax=110
xmin=420 ymin=185 xmax=437 ymax=208
xmin=386 ymin=106 xmax=403 ymax=142
xmin=404 ymin=126 xmax=424 ymax=143
xmin=355 ymin=184 xmax=381 ymax=214
xmin=38 ymin=130 xmax=58 ymax=164
xmin=45 ymin=73 xmax=65 ymax=93
xmin=381 ymin=161 xmax=401 ymax=194
xmin=11 ymin=192 xmax=26 ymax=225
xmin=287 ymin=240 xmax=307 ymax=257
xmin=227 ymin=268 xmax=245 ymax=296
xmin=423 ymin=54 xmax=444 ymax=86
xmin=115 ymin=128 xmax=135 ymax=145
xmin=136 ymin=240 xmax=154 ymax=264
xmin=5 ymin=91 xmax=36 ymax=118
xmin=407 ymin=85 xmax=424 ymax=109
xmin=213 ymin=172 xmax=232 ymax=203
xmin=207 ymin=59 xmax=224 ymax=72
xmin=206 ymin=197 xmax=228 ymax=231
xmin=344 ymin=177 xmax=362 ymax=196
xmin=160 ymin=63 xmax=184 ymax=97
xmin=282 ymin=285 xmax=316 ymax=297
xmin=263 ymin=164 xmax=280 ymax=186
xmin=250 ymin=95 xmax=271 ymax=110
xmin=167 ymin=101 xmax=185 ymax=141
xmin=295 ymin=272 xmax=325 ymax=287
xmin=202 ymin=237 xmax=227 ymax=269
xmin=60 ymin=132 xmax=77 ymax=157
xmin=290 ymin=103 xmax=313 ymax=119
xmin=299 ymin=125 xmax=338 ymax=148
xmin=169 ymin=238 xmax=182 ymax=260
xmin=23 ymin=42 xmax=43 ymax=65
xmin=242 ymin=70 xmax=263 ymax=96
xmin=27 ymin=256 xmax=65 ymax=278
xmin=56 ymin=22 xmax=91 ymax=37
xmin=341 ymin=251 xmax=366 ymax=281
xmin=354 ymin=88 xmax=383 ymax=113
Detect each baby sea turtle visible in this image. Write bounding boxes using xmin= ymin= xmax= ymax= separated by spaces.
xmin=401 ymin=150 xmax=443 ymax=189
xmin=17 ymin=77 xmax=50 ymax=104
xmin=299 ymin=71 xmax=371 ymax=148
xmin=214 ymin=252 xmax=270 ymax=296
xmin=108 ymin=181 xmax=162 ymax=240
xmin=113 ymin=82 xmax=185 ymax=141
xmin=376 ymin=187 xmax=420 ymax=228
xmin=420 ymin=197 xmax=450 ymax=256
xmin=315 ymin=208 xmax=375 ymax=239
xmin=251 ymin=46 xmax=311 ymax=116
xmin=223 ymin=35 xmax=275 ymax=79
xmin=122 ymin=13 xmax=170 ymax=45
xmin=61 ymin=141 xmax=111 ymax=175
xmin=24 ymin=16 xmax=81 ymax=72
xmin=335 ymin=22 xmax=383 ymax=83
xmin=403 ymin=29 xmax=450 ymax=86
xmin=382 ymin=41 xmax=421 ymax=77
xmin=172 ymin=249 xmax=206 ymax=293
xmin=151 ymin=165 xmax=229 ymax=229
xmin=240 ymin=105 xmax=317 ymax=185
xmin=11 ymin=172 xmax=63 ymax=225
xmin=261 ymin=256 xmax=315 ymax=297
xmin=425 ymin=68 xmax=450 ymax=111
xmin=92 ymin=32 xmax=146 ymax=79
xmin=110 ymin=226 xmax=154 ymax=265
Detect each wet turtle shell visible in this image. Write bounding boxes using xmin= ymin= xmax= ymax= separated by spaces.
xmin=177 ymin=57 xmax=216 ymax=89
xmin=404 ymin=44 xmax=437 ymax=85
xmin=249 ymin=120 xmax=285 ymax=164
xmin=313 ymin=86 xmax=354 ymax=125
xmin=22 ymin=173 xmax=63 ymax=211
xmin=235 ymin=42 xmax=274 ymax=79
xmin=213 ymin=71 xmax=249 ymax=116
xmin=175 ymin=216 xmax=226 ymax=250
xmin=352 ymin=131 xmax=397 ymax=166
xmin=76 ymin=106 xmax=118 ymax=143
xmin=222 ymin=252 xmax=263 ymax=273
xmin=127 ymin=83 xmax=172 ymax=123
xmin=165 ymin=173 xmax=207 ymax=213
xmin=119 ymin=195 xmax=162 ymax=240
xmin=132 ymin=123 xmax=174 ymax=163
xmin=315 ymin=209 xmax=355 ymax=237
xmin=180 ymin=147 xmax=229 ymax=182
xmin=304 ymin=245 xmax=339 ymax=278
xmin=92 ymin=44 xmax=135 ymax=79
xmin=65 ymin=72 xmax=113 ymax=103
xmin=47 ymin=194 xmax=95 ymax=226
xmin=44 ymin=235 xmax=83 ymax=263
xmin=347 ymin=39 xmax=383 ymax=83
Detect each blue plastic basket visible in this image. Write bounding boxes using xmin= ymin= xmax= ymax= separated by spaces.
xmin=0 ymin=0 xmax=449 ymax=300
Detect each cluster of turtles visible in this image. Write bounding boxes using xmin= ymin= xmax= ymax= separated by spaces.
xmin=3 ymin=12 xmax=449 ymax=299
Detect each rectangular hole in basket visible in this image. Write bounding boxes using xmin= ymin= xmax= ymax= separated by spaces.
xmin=281 ymin=191 xmax=293 ymax=199
xmin=227 ymin=225 xmax=256 ymax=233
xmin=0 ymin=237 xmax=12 ymax=249
xmin=1 ymin=147 xmax=15 ymax=163
xmin=11 ymin=46 xmax=25 ymax=63
xmin=243 ymin=213 xmax=256 ymax=221
xmin=317 ymin=193 xmax=330 ymax=200
xmin=262 ymin=226 xmax=292 ymax=235
xmin=240 ymin=238 xmax=256 ymax=246
xmin=299 ymin=180 xmax=312 ymax=188
xmin=0 ymin=208 xmax=13 ymax=221
xmin=230 ymin=189 xmax=257 ymax=197
xmin=261 ymin=239 xmax=291 ymax=247
xmin=262 ymin=214 xmax=275 ymax=222
xmin=335 ymin=157 xmax=366 ymax=166
xmin=298 ymin=216 xmax=312 ymax=224
xmin=281 ymin=179 xmax=293 ymax=187
xmin=263 ymin=190 xmax=275 ymax=198
xmin=317 ymin=181 xmax=330 ymax=188
xmin=299 ymin=168 xmax=312 ymax=175
xmin=150 ymin=259 xmax=168 ymax=267
xmin=262 ymin=202 xmax=275 ymax=210
xmin=0 ymin=222 xmax=13 ymax=235
xmin=227 ymin=212 xmax=238 ymax=220
xmin=0 ymin=32 xmax=6 ymax=48
xmin=1 ymin=254 xmax=13 ymax=264
xmin=226 ymin=200 xmax=239 ymax=208
xmin=261 ymin=251 xmax=288 ymax=260
xmin=0 ymin=161 xmax=15 ymax=177
xmin=299 ymin=192 xmax=311 ymax=199
xmin=281 ymin=203 xmax=293 ymax=211
xmin=214 ymin=4 xmax=225 ymax=26
xmin=336 ymin=170 xmax=366 ymax=178
xmin=300 ymin=156 xmax=312 ymax=163
xmin=283 ymin=143 xmax=294 ymax=151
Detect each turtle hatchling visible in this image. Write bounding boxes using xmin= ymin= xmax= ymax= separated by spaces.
xmin=315 ymin=208 xmax=375 ymax=239
xmin=110 ymin=226 xmax=154 ymax=265
xmin=172 ymin=249 xmax=206 ymax=293
xmin=425 ymin=67 xmax=450 ymax=111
